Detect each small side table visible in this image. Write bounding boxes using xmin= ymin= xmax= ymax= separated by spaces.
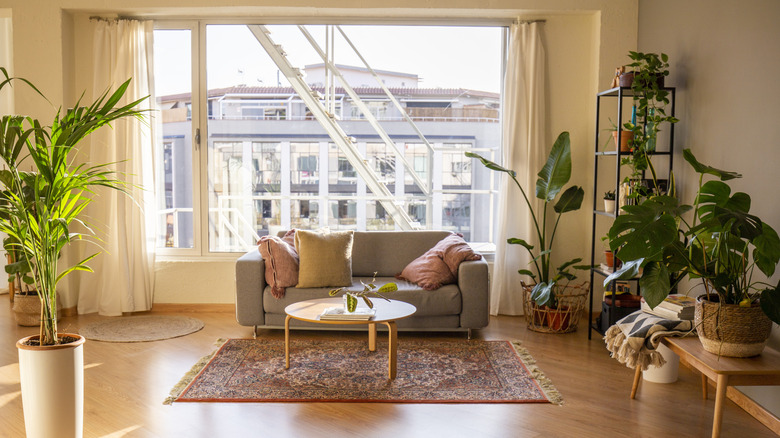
xmin=283 ymin=297 xmax=416 ymax=379
xmin=631 ymin=336 xmax=780 ymax=438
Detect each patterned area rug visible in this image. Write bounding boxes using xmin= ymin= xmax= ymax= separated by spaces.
xmin=79 ymin=315 xmax=205 ymax=342
xmin=165 ymin=338 xmax=562 ymax=404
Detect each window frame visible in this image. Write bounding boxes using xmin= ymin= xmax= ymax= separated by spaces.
xmin=153 ymin=18 xmax=508 ymax=258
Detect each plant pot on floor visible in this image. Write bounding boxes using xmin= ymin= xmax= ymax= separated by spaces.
xmin=17 ymin=334 xmax=85 ymax=438
xmin=522 ymin=282 xmax=589 ymax=334
xmin=694 ymin=294 xmax=773 ymax=357
xmin=12 ymin=292 xmax=61 ymax=327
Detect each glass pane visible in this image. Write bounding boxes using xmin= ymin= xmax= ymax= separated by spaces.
xmin=204 ymin=24 xmax=501 ymax=251
xmin=154 ymin=29 xmax=194 ymax=248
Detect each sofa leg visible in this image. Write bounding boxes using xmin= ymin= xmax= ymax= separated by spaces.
xmin=467 ymin=329 xmax=472 ymax=340
xmin=253 ymin=326 xmax=258 ymax=339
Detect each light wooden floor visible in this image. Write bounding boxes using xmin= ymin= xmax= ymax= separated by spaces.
xmin=0 ymin=294 xmax=775 ymax=438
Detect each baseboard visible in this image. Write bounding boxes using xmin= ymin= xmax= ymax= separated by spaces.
xmin=150 ymin=303 xmax=235 ymax=313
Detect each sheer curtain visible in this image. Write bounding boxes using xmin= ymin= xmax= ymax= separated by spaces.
xmin=77 ymin=19 xmax=156 ymax=315
xmin=490 ymin=21 xmax=546 ymax=316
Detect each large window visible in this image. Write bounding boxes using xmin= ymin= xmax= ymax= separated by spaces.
xmin=154 ymin=22 xmax=502 ymax=253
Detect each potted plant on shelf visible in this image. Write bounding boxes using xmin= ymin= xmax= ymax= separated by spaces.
xmin=603 ymin=190 xmax=616 ymax=213
xmin=605 ymin=149 xmax=780 ymax=357
xmin=620 ymin=52 xmax=680 ymax=203
xmin=0 ymin=67 xmax=146 ymax=438
xmin=467 ymin=131 xmax=588 ymax=333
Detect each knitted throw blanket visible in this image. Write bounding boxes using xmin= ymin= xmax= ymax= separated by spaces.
xmin=604 ymin=310 xmax=694 ymax=371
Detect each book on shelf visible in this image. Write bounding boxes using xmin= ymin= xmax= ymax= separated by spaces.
xmin=319 ymin=307 xmax=376 ymax=321
xmin=640 ymin=296 xmax=694 ymax=321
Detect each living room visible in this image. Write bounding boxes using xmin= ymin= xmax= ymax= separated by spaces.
xmin=1 ymin=0 xmax=779 ymax=437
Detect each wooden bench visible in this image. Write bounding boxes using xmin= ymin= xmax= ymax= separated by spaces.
xmin=631 ymin=336 xmax=780 ymax=438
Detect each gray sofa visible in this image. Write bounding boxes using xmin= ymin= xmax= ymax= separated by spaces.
xmin=235 ymin=230 xmax=489 ymax=338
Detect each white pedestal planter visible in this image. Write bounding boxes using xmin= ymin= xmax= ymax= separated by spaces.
xmin=643 ymin=343 xmax=679 ymax=383
xmin=16 ymin=334 xmax=85 ymax=438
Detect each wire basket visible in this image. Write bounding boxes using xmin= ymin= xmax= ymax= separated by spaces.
xmin=522 ymin=281 xmax=589 ymax=334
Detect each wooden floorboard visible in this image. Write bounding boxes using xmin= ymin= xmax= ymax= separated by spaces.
xmin=0 ymin=294 xmax=776 ymax=438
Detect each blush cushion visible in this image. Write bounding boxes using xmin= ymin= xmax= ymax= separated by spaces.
xmin=257 ymin=230 xmax=298 ymax=299
xmin=295 ymin=229 xmax=354 ymax=288
xmin=397 ymin=233 xmax=482 ymax=290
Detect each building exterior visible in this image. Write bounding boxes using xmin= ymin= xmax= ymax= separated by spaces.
xmin=158 ymin=65 xmax=500 ymax=252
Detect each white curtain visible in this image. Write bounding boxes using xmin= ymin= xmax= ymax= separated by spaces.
xmin=77 ymin=19 xmax=156 ymax=315
xmin=490 ymin=21 xmax=546 ymax=316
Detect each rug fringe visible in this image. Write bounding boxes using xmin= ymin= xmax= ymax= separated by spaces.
xmin=164 ymin=338 xmax=228 ymax=405
xmin=511 ymin=340 xmax=563 ymax=406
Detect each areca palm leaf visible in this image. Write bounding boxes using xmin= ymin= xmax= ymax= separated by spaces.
xmin=535 ymin=131 xmax=571 ymax=202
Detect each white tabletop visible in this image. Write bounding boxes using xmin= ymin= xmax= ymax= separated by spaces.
xmin=284 ymin=297 xmax=417 ymax=324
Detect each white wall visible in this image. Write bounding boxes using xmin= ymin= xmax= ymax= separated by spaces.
xmin=638 ymin=0 xmax=780 ymax=418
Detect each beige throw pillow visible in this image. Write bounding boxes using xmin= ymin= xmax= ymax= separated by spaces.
xmin=295 ymin=229 xmax=354 ymax=288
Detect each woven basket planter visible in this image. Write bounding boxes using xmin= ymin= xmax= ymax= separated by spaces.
xmin=12 ymin=293 xmax=60 ymax=327
xmin=694 ymin=294 xmax=772 ymax=357
xmin=522 ymin=282 xmax=589 ymax=334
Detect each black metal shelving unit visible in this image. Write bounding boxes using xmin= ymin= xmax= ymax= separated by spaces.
xmin=587 ymin=86 xmax=676 ymax=340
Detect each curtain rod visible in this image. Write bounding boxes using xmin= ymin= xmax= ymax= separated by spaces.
xmin=518 ymin=19 xmax=546 ymax=24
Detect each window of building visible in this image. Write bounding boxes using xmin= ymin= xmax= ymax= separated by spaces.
xmin=154 ymin=22 xmax=502 ymax=253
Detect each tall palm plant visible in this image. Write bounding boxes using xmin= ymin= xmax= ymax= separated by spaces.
xmin=0 ymin=68 xmax=147 ymax=345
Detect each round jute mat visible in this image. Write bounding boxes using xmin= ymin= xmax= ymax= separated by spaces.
xmin=79 ymin=315 xmax=205 ymax=342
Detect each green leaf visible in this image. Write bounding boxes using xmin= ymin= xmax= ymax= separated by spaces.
xmin=754 ymin=223 xmax=780 ymax=277
xmin=377 ymin=283 xmax=397 ymax=293
xmin=507 ymin=237 xmax=533 ymax=251
xmin=362 ymin=295 xmax=374 ymax=309
xmin=683 ymin=149 xmax=741 ymax=181
xmin=557 ymin=258 xmax=583 ymax=272
xmin=328 ymin=288 xmax=343 ymax=296
xmin=530 ymin=282 xmax=554 ymax=307
xmin=465 ymin=152 xmax=516 ymax=177
xmin=638 ymin=262 xmax=672 ymax=308
xmin=517 ymin=269 xmax=536 ymax=279
xmin=760 ymin=284 xmax=780 ymax=325
xmin=607 ymin=198 xmax=679 ymax=262
xmin=553 ymin=186 xmax=584 ymax=213
xmin=535 ymin=131 xmax=571 ymax=202
xmin=603 ymin=258 xmax=643 ymax=287
xmin=346 ymin=294 xmax=358 ymax=312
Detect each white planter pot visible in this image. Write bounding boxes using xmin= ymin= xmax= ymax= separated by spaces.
xmin=16 ymin=334 xmax=85 ymax=438
xmin=642 ymin=343 xmax=679 ymax=383
xmin=603 ymin=199 xmax=616 ymax=214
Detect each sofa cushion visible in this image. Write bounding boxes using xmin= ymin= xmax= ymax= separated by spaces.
xmin=397 ymin=233 xmax=481 ymax=290
xmin=295 ymin=229 xmax=353 ymax=288
xmin=263 ymin=276 xmax=461 ymax=317
xmin=257 ymin=230 xmax=298 ymax=298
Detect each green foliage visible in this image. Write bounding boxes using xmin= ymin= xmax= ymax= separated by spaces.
xmin=467 ymin=131 xmax=586 ymax=308
xmin=329 ymin=272 xmax=398 ymax=309
xmin=0 ymin=67 xmax=147 ymax=345
xmin=605 ymin=149 xmax=780 ymax=324
xmin=621 ymin=52 xmax=680 ymax=198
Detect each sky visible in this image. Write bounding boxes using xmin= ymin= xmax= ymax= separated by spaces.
xmin=154 ymin=24 xmax=503 ymax=97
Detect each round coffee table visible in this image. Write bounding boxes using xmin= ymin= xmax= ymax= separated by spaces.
xmin=283 ymin=297 xmax=416 ymax=379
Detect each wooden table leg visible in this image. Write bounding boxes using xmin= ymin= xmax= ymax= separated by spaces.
xmin=368 ymin=322 xmax=377 ymax=352
xmin=630 ymin=365 xmax=642 ymax=399
xmin=384 ymin=321 xmax=398 ymax=379
xmin=284 ymin=315 xmax=291 ymax=369
xmin=702 ymin=373 xmax=708 ymax=400
xmin=712 ymin=374 xmax=728 ymax=438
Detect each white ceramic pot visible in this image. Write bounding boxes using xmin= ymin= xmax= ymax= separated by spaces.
xmin=16 ymin=334 xmax=85 ymax=438
xmin=642 ymin=343 xmax=679 ymax=383
xmin=603 ymin=199 xmax=616 ymax=214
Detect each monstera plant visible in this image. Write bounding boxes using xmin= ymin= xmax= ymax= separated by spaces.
xmin=605 ymin=149 xmax=780 ymax=355
xmin=467 ymin=131 xmax=586 ymax=310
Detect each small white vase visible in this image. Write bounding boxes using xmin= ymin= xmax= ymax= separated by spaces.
xmin=17 ymin=334 xmax=85 ymax=438
xmin=603 ymin=199 xmax=616 ymax=214
xmin=642 ymin=343 xmax=679 ymax=383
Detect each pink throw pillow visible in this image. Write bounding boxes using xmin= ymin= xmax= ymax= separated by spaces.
xmin=397 ymin=233 xmax=481 ymax=291
xmin=257 ymin=230 xmax=298 ymax=298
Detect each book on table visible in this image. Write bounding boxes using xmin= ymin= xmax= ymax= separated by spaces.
xmin=640 ymin=295 xmax=695 ymax=321
xmin=319 ymin=307 xmax=376 ymax=321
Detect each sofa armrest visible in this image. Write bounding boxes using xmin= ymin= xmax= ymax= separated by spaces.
xmin=457 ymin=258 xmax=490 ymax=329
xmin=235 ymin=250 xmax=266 ymax=326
